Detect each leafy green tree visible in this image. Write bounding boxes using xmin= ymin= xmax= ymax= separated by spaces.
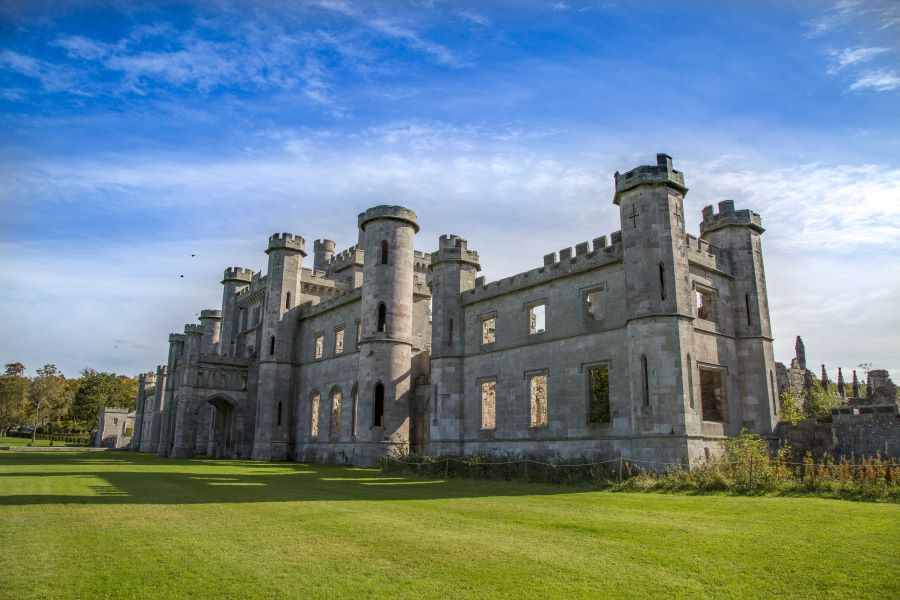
xmin=0 ymin=366 xmax=29 ymax=436
xmin=29 ymin=364 xmax=67 ymax=443
xmin=779 ymin=391 xmax=804 ymax=423
xmin=806 ymin=381 xmax=838 ymax=422
xmin=69 ymin=369 xmax=139 ymax=429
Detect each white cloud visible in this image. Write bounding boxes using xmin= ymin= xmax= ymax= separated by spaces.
xmin=552 ymin=2 xmax=572 ymax=12
xmin=827 ymin=46 xmax=889 ymax=73
xmin=848 ymin=69 xmax=900 ymax=92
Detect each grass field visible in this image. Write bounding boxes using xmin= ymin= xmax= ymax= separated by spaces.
xmin=0 ymin=452 xmax=897 ymax=599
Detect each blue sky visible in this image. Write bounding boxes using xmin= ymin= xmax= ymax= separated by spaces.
xmin=1 ymin=0 xmax=899 ymax=381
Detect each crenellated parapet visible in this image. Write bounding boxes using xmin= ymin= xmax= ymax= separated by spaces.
xmin=414 ymin=250 xmax=432 ymax=273
xmin=184 ymin=324 xmax=204 ymax=335
xmin=685 ymin=234 xmax=732 ymax=275
xmin=464 ymin=236 xmax=623 ymax=305
xmin=358 ymin=205 xmax=419 ymax=233
xmin=222 ymin=267 xmax=254 ymax=284
xmin=430 ymin=235 xmax=480 ymax=270
xmin=613 ymin=153 xmax=687 ymax=205
xmin=699 ymin=200 xmax=764 ymax=235
xmin=199 ymin=309 xmax=221 ymax=320
xmin=266 ymin=232 xmax=307 ymax=255
xmin=168 ymin=333 xmax=186 ymax=343
xmin=325 ymin=244 xmax=364 ymax=273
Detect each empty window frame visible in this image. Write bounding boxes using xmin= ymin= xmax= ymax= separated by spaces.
xmin=481 ymin=315 xmax=496 ymax=345
xmin=335 ymin=327 xmax=345 ymax=355
xmin=641 ymin=355 xmax=650 ymax=407
xmin=659 ymin=263 xmax=666 ymax=301
xmin=285 ymin=292 xmax=292 ymax=310
xmin=529 ymin=372 xmax=548 ymax=427
xmin=355 ymin=319 xmax=362 ymax=349
xmin=699 ymin=367 xmax=726 ymax=422
xmin=373 ymin=382 xmax=385 ymax=427
xmin=277 ymin=401 xmax=283 ymax=427
xmin=310 ymin=390 xmax=321 ymax=437
xmin=269 ymin=335 xmax=276 ymax=356
xmin=314 ymin=333 xmax=324 ymax=359
xmin=588 ymin=365 xmax=610 ymax=424
xmin=695 ymin=286 xmax=717 ymax=323
xmin=481 ymin=379 xmax=497 ymax=430
xmin=745 ymin=293 xmax=753 ymax=326
xmin=529 ymin=304 xmax=546 ymax=335
xmin=380 ymin=240 xmax=389 ymax=264
xmin=584 ymin=287 xmax=604 ymax=321
xmin=330 ymin=387 xmax=342 ymax=437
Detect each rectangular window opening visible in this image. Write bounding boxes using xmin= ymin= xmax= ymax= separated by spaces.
xmin=588 ymin=366 xmax=610 ymax=424
xmin=481 ymin=380 xmax=496 ymax=429
xmin=699 ymin=367 xmax=726 ymax=422
xmin=335 ymin=328 xmax=345 ymax=355
xmin=314 ymin=334 xmax=324 ymax=359
xmin=695 ymin=288 xmax=716 ymax=322
xmin=482 ymin=316 xmax=496 ymax=345
xmin=310 ymin=393 xmax=320 ymax=437
xmin=529 ymin=373 xmax=548 ymax=427
xmin=529 ymin=304 xmax=545 ymax=335
xmin=585 ymin=290 xmax=604 ymax=320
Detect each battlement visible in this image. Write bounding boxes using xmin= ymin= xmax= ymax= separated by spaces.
xmin=685 ymin=234 xmax=732 ymax=275
xmin=699 ymin=200 xmax=764 ymax=235
xmin=156 ymin=365 xmax=167 ymax=374
xmin=184 ymin=324 xmax=204 ymax=335
xmin=324 ymin=245 xmax=364 ymax=273
xmin=199 ymin=309 xmax=221 ymax=320
xmin=414 ymin=250 xmax=432 ymax=272
xmin=314 ymin=239 xmax=336 ymax=252
xmin=299 ymin=287 xmax=362 ymax=320
xmin=266 ymin=232 xmax=307 ymax=255
xmin=168 ymin=333 xmax=185 ymax=343
xmin=358 ymin=205 xmax=419 ymax=233
xmin=431 ymin=234 xmax=481 ymax=269
xmin=222 ymin=266 xmax=254 ymax=284
xmin=613 ymin=153 xmax=687 ymax=205
xmin=464 ymin=232 xmax=623 ymax=305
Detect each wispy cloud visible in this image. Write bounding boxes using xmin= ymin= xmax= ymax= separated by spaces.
xmin=827 ymin=46 xmax=889 ymax=73
xmin=848 ymin=69 xmax=900 ymax=92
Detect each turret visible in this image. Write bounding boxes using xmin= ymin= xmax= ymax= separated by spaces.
xmin=615 ymin=154 xmax=693 ymax=436
xmin=198 ymin=309 xmax=221 ymax=355
xmin=313 ymin=239 xmax=336 ymax=272
xmin=355 ymin=205 xmax=419 ymax=463
xmin=252 ymin=232 xmax=306 ymax=461
xmin=429 ymin=234 xmax=480 ymax=454
xmin=220 ymin=267 xmax=253 ymax=357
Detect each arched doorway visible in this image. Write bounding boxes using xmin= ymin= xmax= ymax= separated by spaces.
xmin=205 ymin=394 xmax=242 ymax=459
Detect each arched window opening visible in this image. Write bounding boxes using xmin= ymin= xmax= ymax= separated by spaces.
xmin=687 ymin=354 xmax=694 ymax=409
xmin=641 ymin=354 xmax=650 ymax=407
xmin=269 ymin=335 xmax=275 ymax=356
xmin=659 ymin=263 xmax=666 ymax=301
xmin=377 ymin=303 xmax=386 ymax=332
xmin=380 ymin=240 xmax=389 ymax=264
xmin=277 ymin=401 xmax=282 ymax=427
xmin=330 ymin=387 xmax=342 ymax=437
xmin=373 ymin=382 xmax=385 ymax=427
xmin=310 ymin=390 xmax=320 ymax=437
xmin=448 ymin=318 xmax=454 ymax=346
xmin=745 ymin=293 xmax=752 ymax=326
xmin=351 ymin=384 xmax=358 ymax=437
xmin=285 ymin=292 xmax=292 ymax=310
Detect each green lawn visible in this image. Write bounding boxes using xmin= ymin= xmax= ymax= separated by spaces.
xmin=0 ymin=436 xmax=86 ymax=447
xmin=0 ymin=452 xmax=897 ymax=599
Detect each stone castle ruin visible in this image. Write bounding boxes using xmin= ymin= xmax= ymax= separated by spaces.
xmin=130 ymin=154 xmax=781 ymax=466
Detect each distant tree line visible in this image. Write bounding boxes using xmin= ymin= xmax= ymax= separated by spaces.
xmin=0 ymin=362 xmax=138 ymax=441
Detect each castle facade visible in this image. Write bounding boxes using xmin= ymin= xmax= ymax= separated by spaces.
xmin=131 ymin=154 xmax=779 ymax=466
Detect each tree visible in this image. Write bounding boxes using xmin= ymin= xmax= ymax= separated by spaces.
xmin=806 ymin=381 xmax=838 ymax=422
xmin=779 ymin=391 xmax=804 ymax=424
xmin=0 ymin=367 xmax=29 ymax=436
xmin=69 ymin=369 xmax=139 ymax=429
xmin=29 ymin=365 xmax=67 ymax=443
xmin=4 ymin=362 xmax=26 ymax=377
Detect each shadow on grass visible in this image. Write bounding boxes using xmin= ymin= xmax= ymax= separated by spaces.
xmin=0 ymin=450 xmax=575 ymax=506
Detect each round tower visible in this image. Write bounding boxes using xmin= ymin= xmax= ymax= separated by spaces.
xmin=198 ymin=309 xmax=222 ymax=355
xmin=313 ymin=239 xmax=336 ymax=272
xmin=356 ymin=205 xmax=418 ymax=462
